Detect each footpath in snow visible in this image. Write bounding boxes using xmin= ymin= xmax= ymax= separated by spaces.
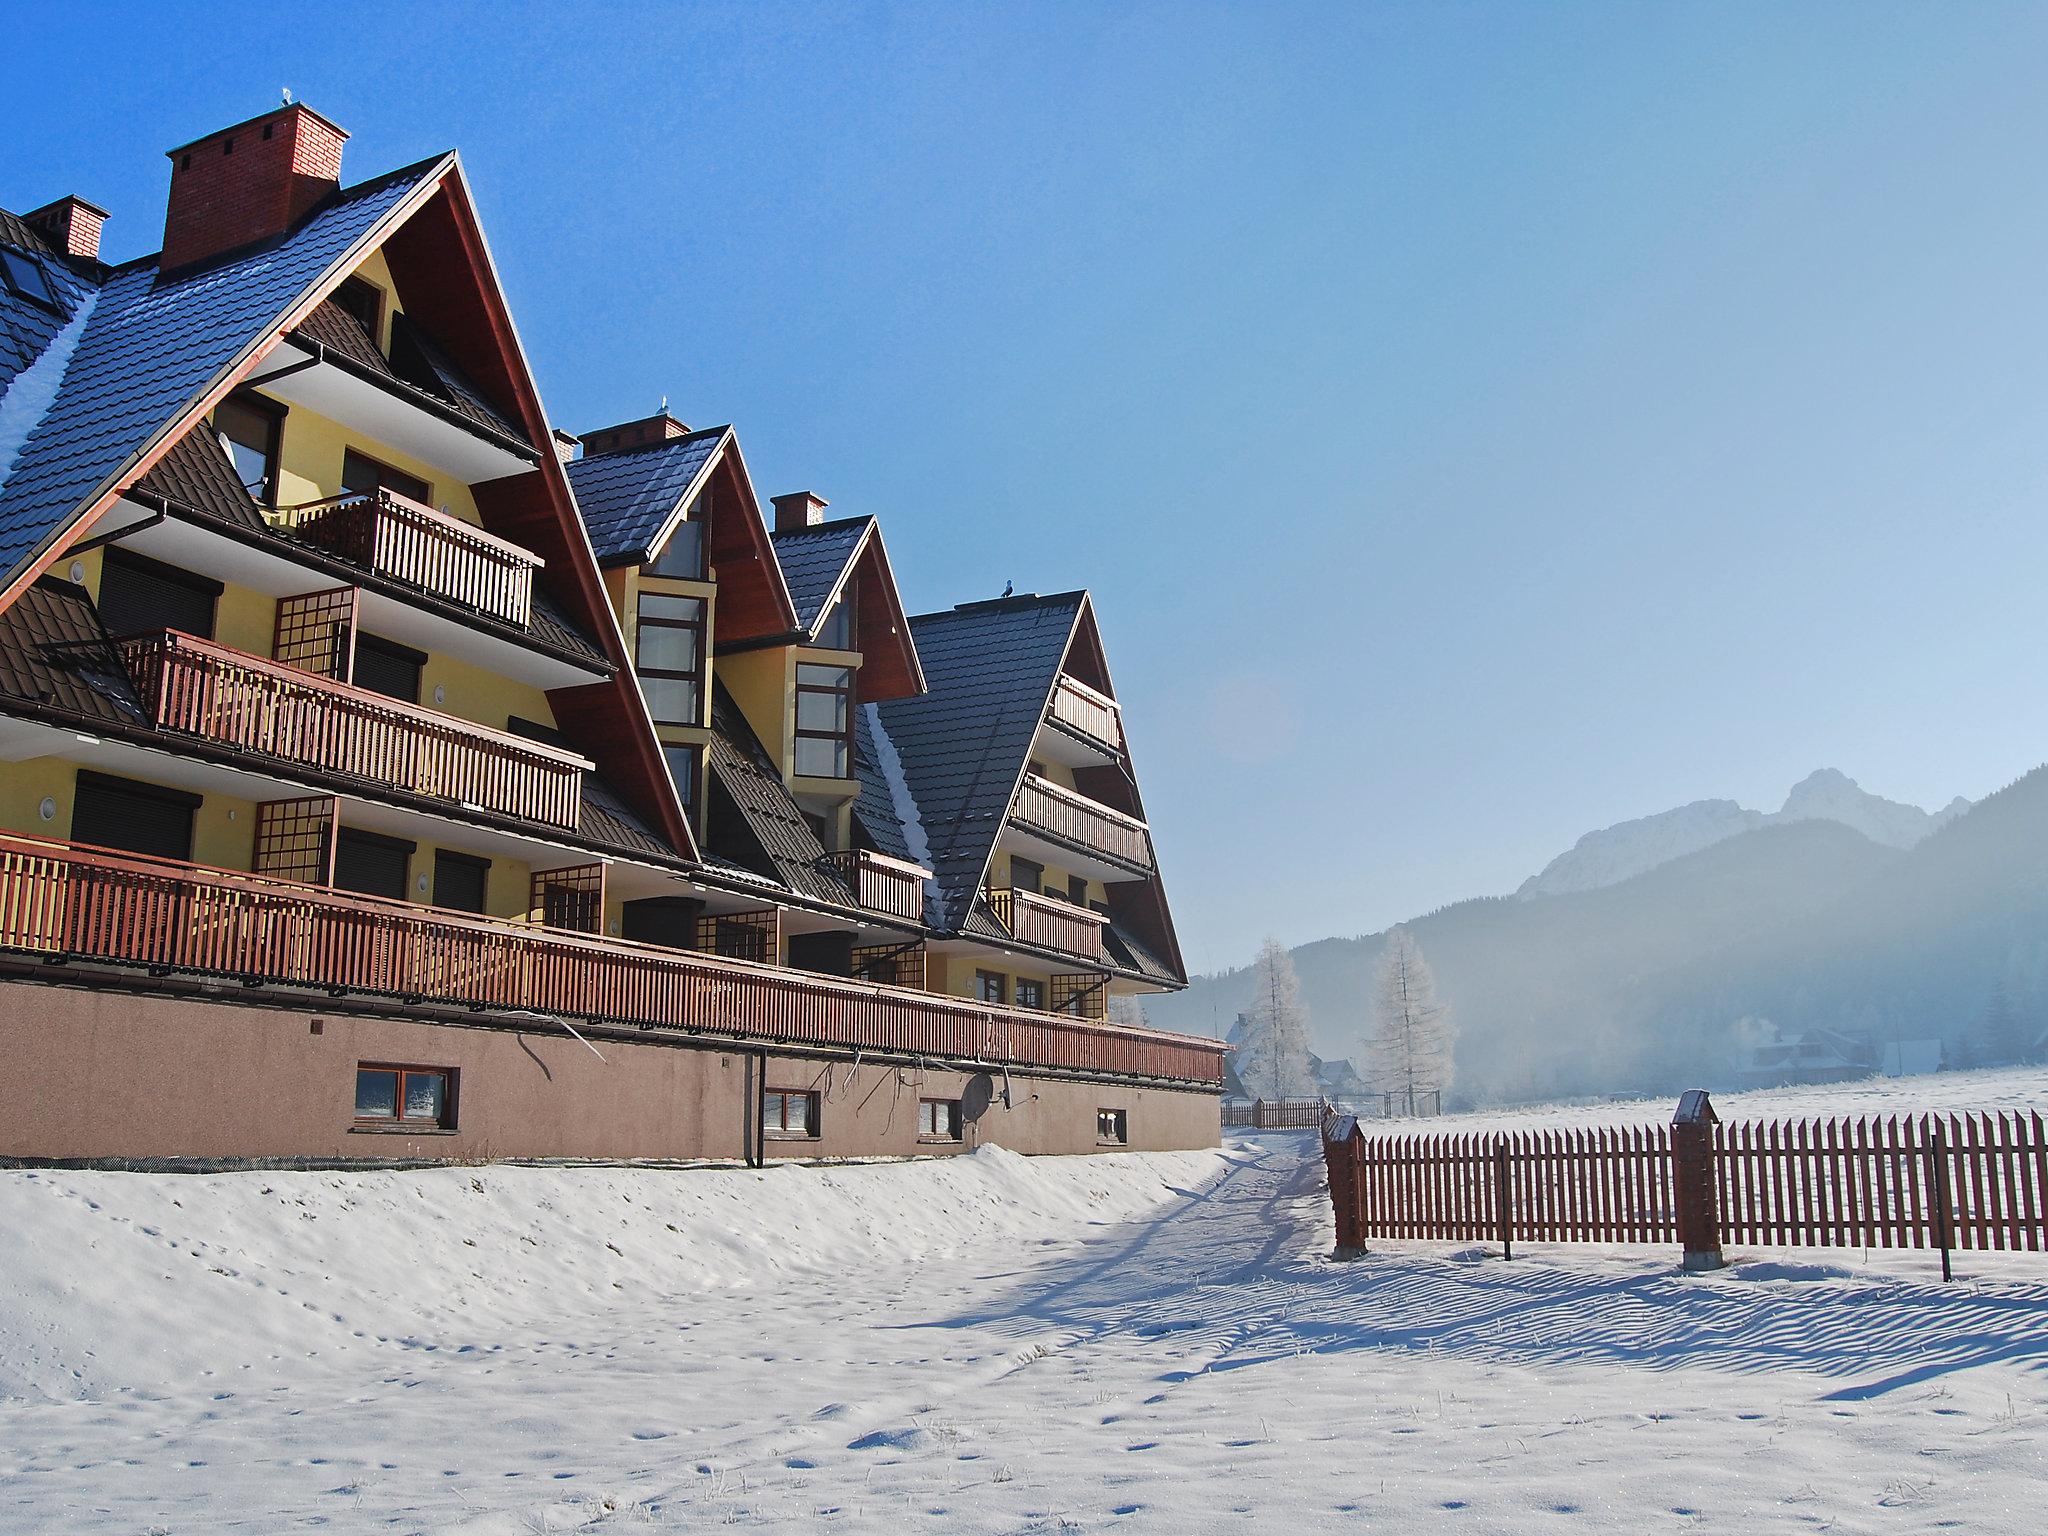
xmin=2 ymin=1105 xmax=2046 ymax=1532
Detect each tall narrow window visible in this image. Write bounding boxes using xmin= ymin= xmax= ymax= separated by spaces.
xmin=637 ymin=592 xmax=704 ymax=725
xmin=975 ymin=970 xmax=1007 ymax=1006
xmin=663 ymin=744 xmax=701 ymax=819
xmin=213 ymin=393 xmax=285 ymax=504
xmin=793 ymin=663 xmax=853 ymax=778
xmin=646 ymin=494 xmax=706 ymax=579
xmin=814 ymin=585 xmax=856 ymax=650
xmin=341 ymin=447 xmax=430 ymax=506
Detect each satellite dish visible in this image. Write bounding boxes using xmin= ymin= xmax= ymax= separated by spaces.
xmin=962 ymin=1073 xmax=996 ymax=1122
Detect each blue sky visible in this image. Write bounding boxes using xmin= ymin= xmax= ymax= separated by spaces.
xmin=11 ymin=3 xmax=2048 ymax=973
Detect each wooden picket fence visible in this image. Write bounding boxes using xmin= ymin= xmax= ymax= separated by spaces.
xmin=1223 ymin=1098 xmax=1331 ymax=1130
xmin=1321 ymin=1095 xmax=2048 ymax=1276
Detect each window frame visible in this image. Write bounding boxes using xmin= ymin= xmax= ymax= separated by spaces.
xmin=334 ymin=276 xmax=384 ymax=346
xmin=662 ymin=743 xmax=702 ymax=821
xmin=793 ymin=661 xmax=855 ymax=779
xmin=212 ymin=391 xmax=286 ymax=506
xmin=813 ymin=581 xmax=857 ymax=650
xmin=353 ymin=1062 xmax=458 ymax=1132
xmin=1097 ymin=1107 xmax=1129 ymax=1146
xmin=763 ymin=1088 xmax=822 ymax=1140
xmin=341 ymin=446 xmax=431 ymax=506
xmin=1014 ymin=978 xmax=1046 ymax=1011
xmin=636 ymin=591 xmax=706 ymax=727
xmin=919 ymin=1098 xmax=964 ymax=1143
xmin=332 ymin=826 xmax=416 ymax=901
xmin=975 ymin=970 xmax=1008 ymax=1006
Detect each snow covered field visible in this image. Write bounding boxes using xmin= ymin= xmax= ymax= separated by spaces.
xmin=3 ymin=1076 xmax=2045 ymax=1533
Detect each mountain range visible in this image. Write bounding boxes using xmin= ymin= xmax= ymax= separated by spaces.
xmin=1151 ymin=768 xmax=2044 ymax=1105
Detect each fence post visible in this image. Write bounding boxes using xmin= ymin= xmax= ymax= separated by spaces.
xmin=1671 ymin=1089 xmax=1724 ymax=1271
xmin=1494 ymin=1136 xmax=1513 ymax=1260
xmin=1325 ymin=1112 xmax=1367 ymax=1260
xmin=1927 ymin=1119 xmax=1953 ymax=1283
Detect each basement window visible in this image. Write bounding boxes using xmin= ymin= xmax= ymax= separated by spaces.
xmin=919 ymin=1098 xmax=963 ymax=1143
xmin=355 ymin=1064 xmax=456 ymax=1130
xmin=1097 ymin=1107 xmax=1129 ymax=1146
xmin=764 ymin=1088 xmax=821 ymax=1140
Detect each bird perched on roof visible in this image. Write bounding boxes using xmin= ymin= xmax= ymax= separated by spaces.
xmin=1001 ymin=580 xmax=1013 ymax=598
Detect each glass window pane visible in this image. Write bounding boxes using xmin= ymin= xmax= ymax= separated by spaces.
xmin=403 ymin=1072 xmax=446 ymax=1122
xmin=796 ymin=663 xmax=851 ymax=689
xmin=815 ymin=599 xmax=852 ymax=650
xmin=919 ymin=1100 xmax=936 ymax=1136
xmin=640 ymin=676 xmax=701 ymax=725
xmin=648 ymin=520 xmax=703 ymax=579
xmin=663 ymin=746 xmax=697 ymax=809
xmin=640 ymin=593 xmax=703 ymax=624
xmin=788 ymin=1094 xmax=811 ymax=1135
xmin=355 ymin=1069 xmax=398 ymax=1118
xmin=637 ymin=624 xmax=699 ymax=673
xmin=794 ymin=736 xmax=846 ymax=777
xmin=795 ymin=689 xmax=842 ymax=732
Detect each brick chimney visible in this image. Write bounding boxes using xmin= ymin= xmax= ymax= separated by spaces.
xmin=23 ymin=196 xmax=110 ymax=262
xmin=772 ymin=491 xmax=829 ymax=532
xmin=578 ymin=411 xmax=692 ymax=458
xmin=161 ymin=104 xmax=348 ymax=274
xmin=550 ymin=428 xmax=581 ymax=465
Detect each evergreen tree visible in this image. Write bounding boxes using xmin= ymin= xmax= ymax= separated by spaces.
xmin=1365 ymin=927 xmax=1456 ymax=1113
xmin=1231 ymin=937 xmax=1316 ymax=1099
xmin=1965 ymin=981 xmax=2029 ymax=1067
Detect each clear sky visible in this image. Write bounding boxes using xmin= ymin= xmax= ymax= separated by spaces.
xmin=10 ymin=3 xmax=2048 ymax=974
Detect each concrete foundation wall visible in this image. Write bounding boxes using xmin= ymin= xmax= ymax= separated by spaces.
xmin=0 ymin=981 xmax=1220 ymax=1164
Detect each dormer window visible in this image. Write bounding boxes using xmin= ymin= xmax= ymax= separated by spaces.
xmin=334 ymin=276 xmax=383 ymax=347
xmin=1 ymin=247 xmax=59 ymax=312
xmin=647 ymin=493 xmax=706 ymax=579
xmin=814 ymin=584 xmax=856 ymax=650
xmin=794 ymin=663 xmax=854 ymax=777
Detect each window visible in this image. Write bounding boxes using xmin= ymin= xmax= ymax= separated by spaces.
xmin=70 ymin=771 xmax=198 ymax=861
xmin=793 ymin=663 xmax=854 ymax=778
xmin=333 ymin=828 xmax=414 ymax=900
xmin=663 ymin=744 xmax=701 ymax=819
xmin=919 ymin=1098 xmax=963 ymax=1142
xmin=975 ymin=970 xmax=1007 ymax=1005
xmin=212 ymin=393 xmax=285 ymax=504
xmin=334 ymin=276 xmax=383 ymax=343
xmin=433 ymin=850 xmax=490 ymax=914
xmin=802 ymin=809 xmax=832 ymax=850
xmin=1015 ymin=978 xmax=1046 ymax=1010
xmin=97 ymin=547 xmax=220 ymax=640
xmin=1097 ymin=1107 xmax=1129 ymax=1146
xmin=1009 ymin=856 xmax=1044 ymax=894
xmin=763 ymin=1088 xmax=820 ymax=1139
xmin=814 ymin=585 xmax=856 ymax=650
xmin=352 ymin=633 xmax=425 ymax=705
xmin=646 ymin=495 xmax=706 ymax=579
xmin=1068 ymin=875 xmax=1089 ymax=907
xmin=341 ymin=447 xmax=431 ymax=506
xmin=354 ymin=1064 xmax=455 ymax=1129
xmin=1 ymin=246 xmax=59 ymax=311
xmin=636 ymin=592 xmax=704 ymax=725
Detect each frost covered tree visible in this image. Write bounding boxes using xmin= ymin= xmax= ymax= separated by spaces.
xmin=1108 ymin=994 xmax=1149 ymax=1030
xmin=1234 ymin=937 xmax=1316 ymax=1099
xmin=1366 ymin=927 xmax=1455 ymax=1114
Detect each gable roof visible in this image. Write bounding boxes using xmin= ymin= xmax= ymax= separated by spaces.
xmin=771 ymin=517 xmax=872 ymax=632
xmin=769 ymin=514 xmax=925 ymax=700
xmin=564 ymin=426 xmax=727 ymax=565
xmin=0 ymin=157 xmax=445 ymax=599
xmin=858 ymin=592 xmax=1085 ymax=930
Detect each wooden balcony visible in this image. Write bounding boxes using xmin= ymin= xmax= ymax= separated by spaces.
xmin=820 ymin=849 xmax=929 ymax=922
xmin=1047 ymin=674 xmax=1122 ymax=753
xmin=0 ymin=835 xmax=1225 ymax=1086
xmin=1010 ymin=774 xmax=1154 ymax=873
xmin=117 ymin=630 xmax=591 ymax=832
xmin=986 ymin=885 xmax=1109 ymax=961
xmin=271 ymin=489 xmax=543 ymax=628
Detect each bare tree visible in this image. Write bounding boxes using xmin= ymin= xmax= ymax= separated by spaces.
xmin=1233 ymin=937 xmax=1316 ymax=1099
xmin=1108 ymin=993 xmax=1149 ymax=1030
xmin=1366 ymin=927 xmax=1454 ymax=1114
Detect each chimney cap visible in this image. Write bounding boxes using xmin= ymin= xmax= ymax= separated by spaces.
xmin=25 ymin=193 xmax=112 ymax=223
xmin=22 ymin=195 xmax=111 ymax=262
xmin=165 ymin=101 xmax=349 ymax=159
xmin=771 ymin=490 xmax=830 ymax=532
xmin=577 ymin=411 xmax=694 ymax=456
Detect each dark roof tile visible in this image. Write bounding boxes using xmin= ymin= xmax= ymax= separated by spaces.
xmin=565 ymin=429 xmax=727 ymax=565
xmin=770 ymin=517 xmax=870 ymax=633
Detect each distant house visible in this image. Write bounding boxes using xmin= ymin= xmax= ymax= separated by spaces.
xmin=1737 ymin=1028 xmax=1877 ymax=1088
xmin=1880 ymin=1039 xmax=1946 ymax=1079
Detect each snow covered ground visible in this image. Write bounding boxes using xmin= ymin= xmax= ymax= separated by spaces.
xmin=3 ymin=1081 xmax=2045 ymax=1533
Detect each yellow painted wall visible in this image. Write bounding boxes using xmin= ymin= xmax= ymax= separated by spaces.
xmin=411 ymin=645 xmax=557 ymax=741
xmin=0 ymin=756 xmax=77 ymax=842
xmin=268 ymin=400 xmax=483 ymax=531
xmin=720 ymin=648 xmax=790 ymax=772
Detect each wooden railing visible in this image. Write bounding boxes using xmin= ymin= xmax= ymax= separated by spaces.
xmin=986 ymin=884 xmax=1109 ymax=960
xmin=117 ymin=630 xmax=591 ymax=832
xmin=271 ymin=489 xmax=543 ymax=628
xmin=0 ymin=835 xmax=1225 ymax=1086
xmin=1010 ymin=774 xmax=1153 ymax=872
xmin=1047 ymin=674 xmax=1122 ymax=752
xmin=819 ymin=849 xmax=928 ymax=922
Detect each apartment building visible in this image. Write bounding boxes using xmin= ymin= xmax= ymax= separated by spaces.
xmin=0 ymin=106 xmax=1220 ymax=1166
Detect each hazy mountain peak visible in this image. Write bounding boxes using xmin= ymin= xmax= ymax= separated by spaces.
xmin=1516 ymin=770 xmax=1968 ymax=901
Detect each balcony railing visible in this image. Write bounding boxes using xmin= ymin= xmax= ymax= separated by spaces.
xmin=820 ymin=849 xmax=929 ymax=922
xmin=0 ymin=835 xmax=1224 ymax=1086
xmin=1010 ymin=774 xmax=1154 ymax=873
xmin=116 ymin=630 xmax=592 ymax=832
xmin=271 ymin=489 xmax=543 ymax=628
xmin=1048 ymin=674 xmax=1122 ymax=753
xmin=986 ymin=885 xmax=1109 ymax=961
